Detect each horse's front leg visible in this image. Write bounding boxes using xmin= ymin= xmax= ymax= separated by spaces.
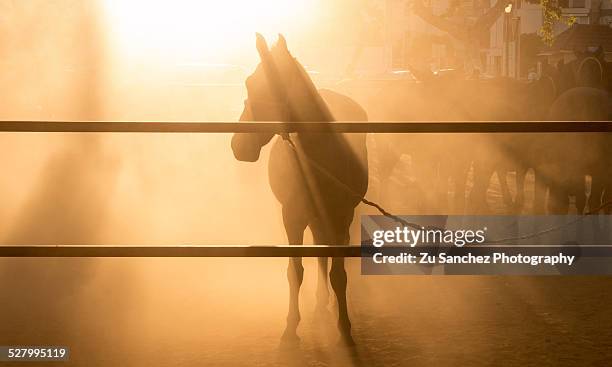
xmin=281 ymin=205 xmax=308 ymax=343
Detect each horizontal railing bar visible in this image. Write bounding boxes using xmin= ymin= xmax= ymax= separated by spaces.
xmin=3 ymin=245 xmax=609 ymax=258
xmin=0 ymin=245 xmax=362 ymax=258
xmin=0 ymin=121 xmax=611 ymax=133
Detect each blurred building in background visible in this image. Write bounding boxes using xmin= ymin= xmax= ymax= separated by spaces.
xmin=540 ymin=23 xmax=612 ymax=64
xmin=371 ymin=0 xmax=612 ymax=79
xmin=382 ymin=0 xmax=520 ymax=77
xmin=537 ymin=1 xmax=612 ymax=65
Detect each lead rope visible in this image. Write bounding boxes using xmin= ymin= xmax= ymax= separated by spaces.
xmin=279 ymin=133 xmax=612 ymax=243
xmin=487 ymin=201 xmax=612 ymax=244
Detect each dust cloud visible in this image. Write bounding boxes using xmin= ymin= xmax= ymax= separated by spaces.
xmin=0 ymin=1 xmax=611 ymax=367
xmin=0 ymin=1 xmax=294 ymax=364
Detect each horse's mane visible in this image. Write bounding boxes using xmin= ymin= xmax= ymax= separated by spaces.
xmin=286 ymin=55 xmax=335 ymax=122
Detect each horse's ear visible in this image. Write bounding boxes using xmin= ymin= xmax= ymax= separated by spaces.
xmin=277 ymin=34 xmax=288 ymax=52
xmin=274 ymin=34 xmax=293 ymax=60
xmin=255 ymin=33 xmax=270 ymax=61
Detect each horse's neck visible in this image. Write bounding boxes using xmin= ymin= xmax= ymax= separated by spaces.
xmin=291 ymin=91 xmax=332 ymax=123
xmin=289 ymin=61 xmax=334 ymax=123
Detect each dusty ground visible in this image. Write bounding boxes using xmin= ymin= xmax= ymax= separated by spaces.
xmin=1 ymin=258 xmax=611 ymax=367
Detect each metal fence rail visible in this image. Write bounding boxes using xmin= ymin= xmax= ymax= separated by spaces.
xmin=0 ymin=245 xmax=362 ymax=258
xmin=1 ymin=120 xmax=612 ymax=133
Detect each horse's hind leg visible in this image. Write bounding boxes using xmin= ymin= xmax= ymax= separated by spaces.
xmin=587 ymin=173 xmax=604 ymax=240
xmin=451 ymin=159 xmax=470 ymax=215
xmin=469 ymin=160 xmax=493 ymax=214
xmin=575 ymin=175 xmax=588 ymax=214
xmin=315 ymin=257 xmax=330 ymax=316
xmin=602 ymin=178 xmax=611 ymax=243
xmin=588 ymin=173 xmax=604 ymax=213
xmin=514 ymin=166 xmax=528 ymax=214
xmin=281 ymin=205 xmax=308 ymax=343
xmin=312 ymin=210 xmax=355 ymax=345
xmin=548 ymin=186 xmax=570 ymax=215
xmin=329 ymin=212 xmax=355 ymax=346
xmin=533 ymin=168 xmax=550 ymax=214
xmin=309 ymin=220 xmax=332 ymax=320
xmin=497 ymin=168 xmax=514 ymax=214
xmin=331 ymin=256 xmax=352 ymax=345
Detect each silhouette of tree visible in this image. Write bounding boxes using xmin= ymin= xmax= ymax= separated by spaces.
xmin=534 ymin=0 xmax=576 ymax=45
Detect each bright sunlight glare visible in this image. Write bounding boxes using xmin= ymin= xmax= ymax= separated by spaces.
xmin=103 ymin=0 xmax=318 ymax=63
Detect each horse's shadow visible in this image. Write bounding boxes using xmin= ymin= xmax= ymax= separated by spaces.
xmin=277 ymin=342 xmax=366 ymax=367
xmin=276 ymin=320 xmax=365 ymax=367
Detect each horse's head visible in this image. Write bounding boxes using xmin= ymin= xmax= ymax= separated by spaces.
xmin=230 ymin=34 xmax=290 ymax=162
xmin=558 ymin=46 xmax=607 ymax=91
xmin=245 ymin=33 xmax=329 ymax=122
xmin=244 ymin=34 xmax=293 ymax=121
xmin=576 ymin=46 xmax=606 ymax=88
xmin=231 ymin=34 xmax=329 ymax=162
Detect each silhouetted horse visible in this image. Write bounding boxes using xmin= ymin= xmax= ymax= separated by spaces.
xmin=543 ymin=87 xmax=612 ymax=214
xmin=556 ymin=46 xmax=611 ymax=94
xmin=466 ymin=78 xmax=549 ymax=214
xmin=231 ymin=34 xmax=368 ymax=345
xmin=536 ymin=48 xmax=612 ymax=214
xmin=369 ymin=73 xmax=555 ymax=215
xmin=369 ymin=72 xmax=474 ymax=214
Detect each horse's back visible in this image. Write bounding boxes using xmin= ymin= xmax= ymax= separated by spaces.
xmin=318 ymin=88 xmax=369 ymax=167
xmin=318 ymin=89 xmax=368 ymax=121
